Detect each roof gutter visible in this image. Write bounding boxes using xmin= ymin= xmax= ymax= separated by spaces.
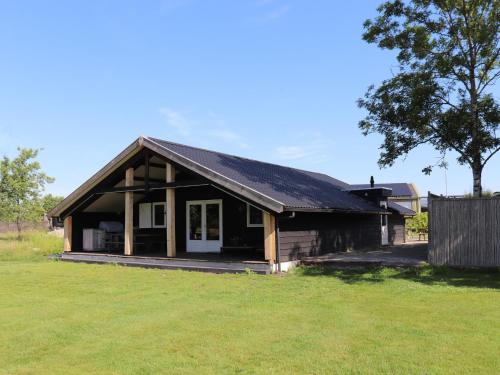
xmin=283 ymin=207 xmax=389 ymax=215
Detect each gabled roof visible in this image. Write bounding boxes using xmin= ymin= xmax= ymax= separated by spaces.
xmin=50 ymin=136 xmax=386 ymax=217
xmin=349 ymin=183 xmax=418 ymax=197
xmin=146 ymin=138 xmax=384 ymax=213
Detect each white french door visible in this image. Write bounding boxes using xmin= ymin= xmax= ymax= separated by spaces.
xmin=186 ymin=200 xmax=223 ymax=253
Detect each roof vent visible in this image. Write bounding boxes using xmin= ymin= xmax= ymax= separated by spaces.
xmin=370 ymin=176 xmax=375 ymax=188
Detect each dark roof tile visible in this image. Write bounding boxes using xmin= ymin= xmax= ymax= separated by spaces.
xmin=149 ymin=138 xmax=382 ymax=212
xmin=388 ymin=201 xmax=416 ymax=216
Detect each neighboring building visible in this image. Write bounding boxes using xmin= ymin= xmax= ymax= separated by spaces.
xmin=50 ymin=136 xmax=411 ymax=273
xmin=420 ymin=197 xmax=428 ymax=213
xmin=387 ymin=201 xmax=416 ymax=244
xmin=347 ymin=187 xmax=416 ymax=245
xmin=350 ymin=182 xmax=421 ymax=213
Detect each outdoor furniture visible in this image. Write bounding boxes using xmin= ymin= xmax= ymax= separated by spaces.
xmin=418 ymin=231 xmax=428 ymax=241
xmin=105 ymin=232 xmax=124 ymax=252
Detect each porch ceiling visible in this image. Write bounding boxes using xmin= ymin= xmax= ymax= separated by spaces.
xmin=113 ymin=164 xmax=166 ymax=188
xmin=83 ymin=192 xmax=145 ymax=213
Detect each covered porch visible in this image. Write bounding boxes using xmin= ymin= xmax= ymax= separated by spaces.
xmin=60 ymin=146 xmax=278 ymax=268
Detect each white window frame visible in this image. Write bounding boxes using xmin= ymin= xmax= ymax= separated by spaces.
xmin=152 ymin=202 xmax=167 ymax=228
xmin=380 ymin=200 xmax=389 ymax=246
xmin=186 ymin=199 xmax=223 ymax=253
xmin=246 ymin=203 xmax=264 ymax=228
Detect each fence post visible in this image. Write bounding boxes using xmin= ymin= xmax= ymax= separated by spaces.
xmin=427 ymin=191 xmax=432 ymax=264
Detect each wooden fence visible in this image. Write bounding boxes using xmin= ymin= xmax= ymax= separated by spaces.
xmin=0 ymin=222 xmax=49 ymax=234
xmin=428 ymin=196 xmax=500 ymax=267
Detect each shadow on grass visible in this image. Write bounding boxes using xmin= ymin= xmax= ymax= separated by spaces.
xmin=297 ymin=265 xmax=500 ymax=289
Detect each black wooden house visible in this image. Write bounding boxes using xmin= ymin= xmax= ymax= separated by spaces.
xmin=50 ymin=136 xmax=412 ymax=273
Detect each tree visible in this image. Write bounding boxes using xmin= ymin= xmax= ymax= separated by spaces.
xmin=358 ymin=0 xmax=499 ymax=197
xmin=40 ymin=194 xmax=64 ymax=215
xmin=0 ymin=148 xmax=54 ymax=238
xmin=406 ymin=212 xmax=428 ymax=235
xmin=40 ymin=194 xmax=64 ymax=229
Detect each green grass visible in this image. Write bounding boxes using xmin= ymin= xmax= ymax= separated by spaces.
xmin=0 ymin=232 xmax=499 ymax=374
xmin=0 ymin=231 xmax=63 ymax=261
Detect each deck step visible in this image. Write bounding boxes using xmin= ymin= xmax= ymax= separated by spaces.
xmin=58 ymin=253 xmax=272 ymax=275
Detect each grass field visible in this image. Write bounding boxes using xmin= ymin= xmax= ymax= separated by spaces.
xmin=0 ymin=231 xmax=499 ymax=374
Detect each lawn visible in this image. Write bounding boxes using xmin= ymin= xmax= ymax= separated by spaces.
xmin=0 ymin=232 xmax=499 ymax=374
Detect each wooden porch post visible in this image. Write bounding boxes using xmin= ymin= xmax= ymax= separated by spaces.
xmin=263 ymin=212 xmax=276 ymax=264
xmin=63 ymin=216 xmax=72 ymax=252
xmin=124 ymin=167 xmax=134 ymax=256
xmin=166 ymin=162 xmax=176 ymax=257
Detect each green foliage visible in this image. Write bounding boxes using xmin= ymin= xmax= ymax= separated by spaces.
xmin=0 ymin=148 xmax=54 ymax=235
xmin=359 ymin=0 xmax=500 ymax=197
xmin=40 ymin=194 xmax=64 ymax=214
xmin=464 ymin=189 xmax=495 ymax=197
xmin=406 ymin=212 xmax=428 ymax=233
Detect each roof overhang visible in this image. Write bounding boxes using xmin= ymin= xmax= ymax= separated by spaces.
xmin=50 ymin=136 xmax=286 ymax=218
xmin=283 ymin=206 xmax=388 ymax=215
xmin=49 ymin=138 xmax=145 ymax=217
xmin=387 ymin=201 xmax=416 ymax=216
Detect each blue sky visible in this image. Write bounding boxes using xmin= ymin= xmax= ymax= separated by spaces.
xmin=0 ymin=0 xmax=498 ymax=197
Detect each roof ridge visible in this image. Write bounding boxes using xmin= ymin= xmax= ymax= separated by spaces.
xmin=146 ymin=136 xmax=347 ymax=186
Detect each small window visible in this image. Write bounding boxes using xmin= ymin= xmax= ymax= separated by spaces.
xmin=247 ymin=204 xmax=264 ymax=227
xmin=153 ymin=202 xmax=166 ymax=228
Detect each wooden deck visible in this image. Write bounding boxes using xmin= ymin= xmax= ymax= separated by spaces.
xmin=59 ymin=252 xmax=272 ymax=274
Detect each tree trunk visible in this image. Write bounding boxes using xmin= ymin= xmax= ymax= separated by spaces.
xmin=16 ymin=216 xmax=22 ymax=240
xmin=472 ymin=166 xmax=482 ymax=197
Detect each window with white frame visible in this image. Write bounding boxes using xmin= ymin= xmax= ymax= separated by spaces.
xmin=153 ymin=202 xmax=167 ymax=228
xmin=246 ymin=203 xmax=264 ymax=227
xmin=139 ymin=202 xmax=166 ymax=228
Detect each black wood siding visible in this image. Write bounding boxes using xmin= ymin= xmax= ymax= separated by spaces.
xmin=278 ymin=212 xmax=382 ymax=261
xmin=71 ymin=185 xmax=264 ymax=252
xmin=175 ymin=185 xmax=264 ymax=251
xmin=388 ymin=214 xmax=406 ymax=245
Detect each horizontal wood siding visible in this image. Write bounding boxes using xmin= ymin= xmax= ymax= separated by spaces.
xmin=176 ymin=185 xmax=264 ymax=252
xmin=429 ymin=197 xmax=500 ymax=267
xmin=278 ymin=212 xmax=381 ymax=261
xmin=388 ymin=214 xmax=406 ymax=245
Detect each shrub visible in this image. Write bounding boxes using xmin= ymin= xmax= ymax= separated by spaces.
xmin=406 ymin=213 xmax=428 ymax=234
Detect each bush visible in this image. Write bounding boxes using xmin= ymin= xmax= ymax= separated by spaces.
xmin=406 ymin=213 xmax=428 ymax=234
